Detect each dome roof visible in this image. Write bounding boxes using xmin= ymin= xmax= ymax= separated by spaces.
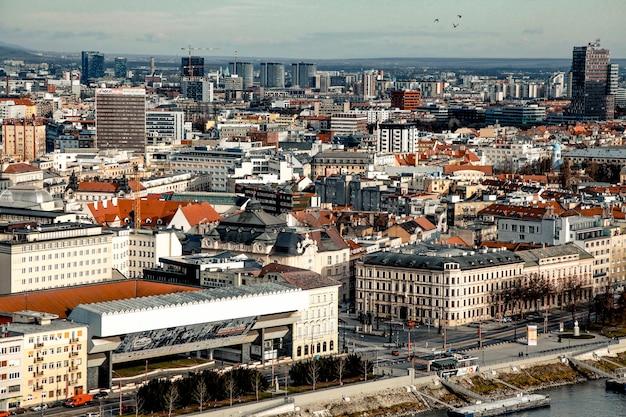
xmin=0 ymin=186 xmax=54 ymax=204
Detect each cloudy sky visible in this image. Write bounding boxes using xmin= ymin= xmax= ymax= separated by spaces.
xmin=1 ymin=0 xmax=624 ymax=60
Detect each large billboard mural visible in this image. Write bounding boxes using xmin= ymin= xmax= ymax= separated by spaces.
xmin=113 ymin=316 xmax=258 ymax=359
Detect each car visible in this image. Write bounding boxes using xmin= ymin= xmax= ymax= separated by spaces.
xmin=93 ymin=390 xmax=109 ymax=399
xmin=30 ymin=404 xmax=48 ymax=412
xmin=0 ymin=411 xmax=11 ymax=417
xmin=391 ymin=349 xmax=400 ymax=356
xmin=85 ymin=413 xmax=100 ymax=417
xmin=10 ymin=408 xmax=27 ymax=415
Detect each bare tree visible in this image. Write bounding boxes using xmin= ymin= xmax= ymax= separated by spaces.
xmin=127 ymin=391 xmax=144 ymax=417
xmin=224 ymin=371 xmax=237 ymax=407
xmin=307 ymin=359 xmax=320 ymax=391
xmin=192 ymin=377 xmax=208 ymax=411
xmin=336 ymin=357 xmax=346 ymax=386
xmin=360 ymin=357 xmax=372 ymax=382
xmin=164 ymin=384 xmax=179 ymax=417
xmin=251 ymin=370 xmax=264 ymax=402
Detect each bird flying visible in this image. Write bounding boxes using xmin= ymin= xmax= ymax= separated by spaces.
xmin=453 ymin=22 xmax=459 ymax=28
xmin=458 ymin=15 xmax=462 ymax=18
xmin=434 ymin=18 xmax=439 ymax=22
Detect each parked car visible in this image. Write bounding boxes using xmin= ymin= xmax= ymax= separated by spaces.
xmin=30 ymin=404 xmax=48 ymax=412
xmin=0 ymin=411 xmax=11 ymax=417
xmin=391 ymin=349 xmax=400 ymax=356
xmin=10 ymin=408 xmax=27 ymax=415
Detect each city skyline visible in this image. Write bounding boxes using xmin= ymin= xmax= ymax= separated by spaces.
xmin=0 ymin=0 xmax=625 ymax=60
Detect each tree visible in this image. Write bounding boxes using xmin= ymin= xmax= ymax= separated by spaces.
xmin=193 ymin=377 xmax=208 ymax=411
xmin=360 ymin=357 xmax=372 ymax=382
xmin=336 ymin=356 xmax=346 ymax=386
xmin=224 ymin=371 xmax=237 ymax=407
xmin=251 ymin=369 xmax=265 ymax=402
xmin=307 ymin=359 xmax=320 ymax=391
xmin=165 ymin=384 xmax=179 ymax=417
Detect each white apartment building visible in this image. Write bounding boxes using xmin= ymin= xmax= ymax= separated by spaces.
xmin=330 ymin=113 xmax=368 ymax=136
xmin=0 ymin=334 xmax=22 ymax=412
xmin=477 ymin=140 xmax=550 ymax=172
xmin=146 ymin=109 xmax=186 ymax=141
xmin=377 ymin=121 xmax=420 ymax=153
xmin=0 ymin=223 xmax=113 ymax=294
xmin=127 ymin=228 xmax=182 ymax=279
xmin=4 ymin=311 xmax=88 ymax=410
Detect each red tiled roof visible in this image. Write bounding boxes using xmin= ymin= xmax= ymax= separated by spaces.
xmin=259 ymin=263 xmax=340 ymax=290
xmin=78 ymin=181 xmax=143 ymax=193
xmin=438 ymin=236 xmax=471 ymax=248
xmin=3 ymin=163 xmax=40 ymax=174
xmin=443 ymin=165 xmax=492 ymax=175
xmin=0 ymin=280 xmax=201 ymax=318
xmin=179 ymin=202 xmax=221 ymax=224
xmin=414 ymin=217 xmax=436 ymax=231
xmin=88 ymin=198 xmax=196 ymax=227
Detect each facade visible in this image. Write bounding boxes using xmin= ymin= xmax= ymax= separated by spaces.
xmin=67 ymin=283 xmax=308 ymax=388
xmin=181 ymin=77 xmax=213 ymax=102
xmin=0 ymin=222 xmax=113 ymax=294
xmin=330 ymin=113 xmax=368 ymax=136
xmin=95 ymin=88 xmax=147 ymax=153
xmin=181 ymin=56 xmax=204 ymax=77
xmin=81 ymin=51 xmax=104 ymax=85
xmin=310 ymin=151 xmax=373 ymax=178
xmin=484 ymin=105 xmax=546 ymax=127
xmin=126 ymin=228 xmax=182 ymax=279
xmin=356 ymin=246 xmax=525 ymax=327
xmin=390 ymin=90 xmax=421 ymax=110
xmin=114 ymin=57 xmax=127 ymax=78
xmin=1 ymin=118 xmax=47 ymax=161
xmin=291 ymin=62 xmax=317 ymax=88
xmin=4 ymin=311 xmax=88 ymax=410
xmin=377 ymin=120 xmax=420 ymax=153
xmin=570 ymin=40 xmax=616 ymax=120
xmin=146 ymin=109 xmax=186 ymax=141
xmin=229 ymin=62 xmax=254 ymax=89
xmin=260 ymin=62 xmax=285 ymax=88
xmin=0 ymin=333 xmax=22 ymax=412
xmin=477 ymin=140 xmax=549 ymax=172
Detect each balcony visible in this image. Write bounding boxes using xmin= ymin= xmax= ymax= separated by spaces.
xmin=35 ymin=342 xmax=44 ymax=348
xmin=70 ymin=337 xmax=79 ymax=343
xmin=35 ymin=357 xmax=44 ymax=362
xmin=35 ymin=371 xmax=44 ymax=376
xmin=69 ymin=351 xmax=79 ymax=357
xmin=33 ymin=385 xmax=43 ymax=391
xmin=69 ymin=366 xmax=78 ymax=371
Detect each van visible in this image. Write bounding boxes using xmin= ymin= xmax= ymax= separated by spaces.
xmin=63 ymin=393 xmax=94 ymax=407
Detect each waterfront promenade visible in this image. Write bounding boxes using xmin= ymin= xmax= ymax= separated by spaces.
xmin=190 ymin=332 xmax=626 ymax=417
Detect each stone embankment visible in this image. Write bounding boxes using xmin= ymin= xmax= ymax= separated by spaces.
xmin=276 ymin=342 xmax=626 ymax=417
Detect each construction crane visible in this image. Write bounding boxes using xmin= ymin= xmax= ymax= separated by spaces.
xmin=180 ymin=45 xmax=218 ymax=77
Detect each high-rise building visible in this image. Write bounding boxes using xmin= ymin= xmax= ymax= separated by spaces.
xmin=181 ymin=56 xmax=204 ymax=77
xmin=291 ymin=62 xmax=316 ymax=88
xmin=228 ymin=62 xmax=254 ymax=89
xmin=95 ymin=88 xmax=146 ymax=152
xmin=390 ymin=90 xmax=421 ymax=110
xmin=2 ymin=118 xmax=46 ymax=161
xmin=81 ymin=51 xmax=105 ymax=85
xmin=114 ymin=57 xmax=127 ymax=78
xmin=260 ymin=62 xmax=285 ymax=88
xmin=362 ymin=70 xmax=377 ymax=98
xmin=570 ymin=40 xmax=617 ymax=120
xmin=180 ymin=77 xmax=213 ymax=102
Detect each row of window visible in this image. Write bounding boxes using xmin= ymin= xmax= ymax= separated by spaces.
xmin=296 ymin=341 xmax=334 ymax=357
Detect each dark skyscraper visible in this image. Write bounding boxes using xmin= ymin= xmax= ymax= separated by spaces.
xmin=96 ymin=88 xmax=146 ymax=153
xmin=570 ymin=40 xmax=617 ymax=120
xmin=181 ymin=56 xmax=204 ymax=77
xmin=114 ymin=57 xmax=127 ymax=78
xmin=81 ymin=51 xmax=105 ymax=85
xmin=260 ymin=62 xmax=285 ymax=88
xmin=291 ymin=62 xmax=316 ymax=88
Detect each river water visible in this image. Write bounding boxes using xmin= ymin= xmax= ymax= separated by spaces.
xmin=413 ymin=379 xmax=625 ymax=416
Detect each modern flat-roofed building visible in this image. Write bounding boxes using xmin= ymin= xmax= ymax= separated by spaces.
xmin=0 ymin=222 xmax=113 ymax=294
xmin=2 ymin=118 xmax=47 ymax=161
xmin=95 ymin=88 xmax=146 ymax=153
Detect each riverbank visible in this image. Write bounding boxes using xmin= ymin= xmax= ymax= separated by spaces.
xmin=276 ymin=340 xmax=626 ymax=417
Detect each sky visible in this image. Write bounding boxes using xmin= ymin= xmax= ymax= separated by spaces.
xmin=1 ymin=0 xmax=625 ymax=60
